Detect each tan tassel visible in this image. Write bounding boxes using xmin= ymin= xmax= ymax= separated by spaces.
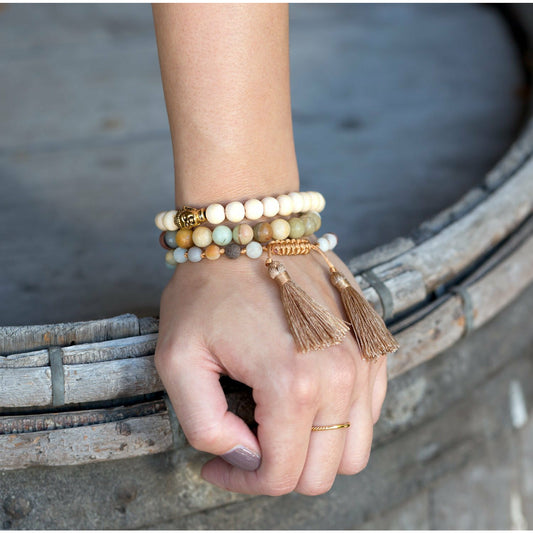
xmin=267 ymin=260 xmax=349 ymax=353
xmin=330 ymin=269 xmax=399 ymax=361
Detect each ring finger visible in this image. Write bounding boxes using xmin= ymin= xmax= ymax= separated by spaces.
xmin=294 ymin=405 xmax=352 ymax=495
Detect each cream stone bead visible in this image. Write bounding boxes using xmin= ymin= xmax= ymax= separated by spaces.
xmin=205 ymin=203 xmax=225 ymax=225
xmin=316 ymin=192 xmax=326 ymax=212
xmin=307 ymin=211 xmax=322 ymax=232
xmin=324 ymin=233 xmax=338 ymax=250
xmin=300 ymin=192 xmax=312 ymax=213
xmin=232 ymin=224 xmax=254 ymax=245
xmin=262 ymin=196 xmax=280 ymax=217
xmin=165 ymin=250 xmax=177 ymax=266
xmin=187 ymin=247 xmax=203 ymax=262
xmin=225 ymin=201 xmax=245 ymax=223
xmin=244 ymin=198 xmax=264 ymax=220
xmin=317 ymin=237 xmax=330 ymax=252
xmin=310 ymin=192 xmax=321 ymax=211
xmin=277 ymin=194 xmax=293 ymax=216
xmin=288 ymin=192 xmax=304 ymax=213
xmin=192 ymin=226 xmax=212 ymax=247
xmin=173 ymin=247 xmax=188 ymax=264
xmin=271 ymin=218 xmax=291 ymax=240
xmin=245 ymin=241 xmax=263 ymax=259
xmin=163 ymin=210 xmax=178 ymax=231
xmin=288 ymin=217 xmax=305 ymax=239
xmin=155 ymin=212 xmax=167 ymax=231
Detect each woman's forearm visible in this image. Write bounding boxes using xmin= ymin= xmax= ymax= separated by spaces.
xmin=152 ymin=3 xmax=299 ymax=206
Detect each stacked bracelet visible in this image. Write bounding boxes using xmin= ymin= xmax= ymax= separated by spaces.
xmin=154 ymin=191 xmax=325 ymax=231
xmin=154 ymin=190 xmax=399 ymax=360
xmin=160 ymin=211 xmax=322 ymax=253
xmin=164 ymin=232 xmax=339 ymax=266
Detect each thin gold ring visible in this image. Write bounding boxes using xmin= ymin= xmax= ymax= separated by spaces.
xmin=311 ymin=422 xmax=351 ymax=432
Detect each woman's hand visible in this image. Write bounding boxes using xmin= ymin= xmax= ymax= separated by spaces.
xmin=155 ymin=251 xmax=388 ymax=496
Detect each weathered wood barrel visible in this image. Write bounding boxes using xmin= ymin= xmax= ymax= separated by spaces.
xmin=1 ymin=4 xmax=533 ymax=529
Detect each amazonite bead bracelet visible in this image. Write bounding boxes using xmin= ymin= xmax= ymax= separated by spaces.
xmin=160 ymin=211 xmax=322 ymax=252
xmin=164 ymin=233 xmax=338 ymax=268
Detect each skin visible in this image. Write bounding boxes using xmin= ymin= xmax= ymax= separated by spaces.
xmin=152 ymin=3 xmax=388 ymax=496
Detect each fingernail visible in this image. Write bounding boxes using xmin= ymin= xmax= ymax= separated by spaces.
xmin=220 ymin=446 xmax=261 ymax=471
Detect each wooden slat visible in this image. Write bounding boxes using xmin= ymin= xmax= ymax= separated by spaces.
xmin=0 ymin=368 xmax=52 ymax=407
xmin=373 ymin=161 xmax=533 ymax=294
xmin=0 ymin=349 xmax=49 ymax=368
xmin=61 ymin=333 xmax=157 ymax=364
xmin=0 ymin=413 xmax=172 ymax=469
xmin=0 ymin=313 xmax=140 ymax=356
xmin=64 ymin=356 xmax=162 ymax=404
xmin=388 ymin=232 xmax=533 ymax=379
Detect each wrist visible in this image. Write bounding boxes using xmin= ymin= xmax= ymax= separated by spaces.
xmin=174 ymin=150 xmax=300 ymax=207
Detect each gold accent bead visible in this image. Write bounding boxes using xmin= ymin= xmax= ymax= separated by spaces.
xmin=174 ymin=206 xmax=207 ymax=230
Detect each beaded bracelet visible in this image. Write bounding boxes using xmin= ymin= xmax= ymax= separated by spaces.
xmin=154 ymin=191 xmax=325 ymax=231
xmin=164 ymin=233 xmax=339 ymax=266
xmin=160 ymin=212 xmax=322 ymax=251
xmin=154 ymin=191 xmax=398 ymax=360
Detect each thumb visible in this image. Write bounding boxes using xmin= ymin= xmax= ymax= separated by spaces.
xmin=158 ymin=348 xmax=261 ymax=472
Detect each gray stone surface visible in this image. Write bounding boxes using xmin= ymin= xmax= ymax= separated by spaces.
xmin=360 ymin=491 xmax=430 ymax=530
xmin=0 ymin=4 xmax=524 ymax=326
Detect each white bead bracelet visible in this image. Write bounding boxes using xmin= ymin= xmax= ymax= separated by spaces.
xmin=154 ymin=191 xmax=326 ymax=231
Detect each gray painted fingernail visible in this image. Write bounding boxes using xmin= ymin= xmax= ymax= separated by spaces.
xmin=221 ymin=446 xmax=261 ymax=471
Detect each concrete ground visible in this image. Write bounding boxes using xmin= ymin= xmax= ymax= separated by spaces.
xmin=0 ymin=4 xmax=525 ymax=326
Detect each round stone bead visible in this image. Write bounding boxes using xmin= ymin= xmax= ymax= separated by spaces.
xmin=165 ymin=250 xmax=177 ymax=266
xmin=245 ymin=241 xmax=263 ymax=259
xmin=316 ymin=192 xmax=326 ymax=212
xmin=224 ymin=243 xmax=242 ymax=259
xmin=317 ymin=237 xmax=330 ymax=252
xmin=288 ymin=217 xmax=305 ymax=239
xmin=164 ymin=230 xmax=177 ymax=248
xmin=300 ymin=192 xmax=312 ymax=213
xmin=192 ymin=226 xmax=212 ymax=248
xmin=244 ymin=198 xmax=264 ymax=220
xmin=173 ymin=247 xmax=188 ymax=264
xmin=187 ymin=246 xmax=203 ymax=262
xmin=212 ymin=225 xmax=233 ymax=246
xmin=159 ymin=232 xmax=171 ymax=250
xmin=277 ymin=194 xmax=293 ymax=216
xmin=271 ymin=218 xmax=291 ymax=240
xmin=155 ymin=212 xmax=167 ymax=231
xmin=176 ymin=228 xmax=193 ymax=249
xmin=253 ymin=222 xmax=273 ymax=243
xmin=205 ymin=244 xmax=221 ymax=260
xmin=163 ymin=210 xmax=178 ymax=231
xmin=262 ymin=196 xmax=280 ymax=217
xmin=300 ymin=215 xmax=316 ymax=236
xmin=309 ymin=192 xmax=320 ymax=212
xmin=232 ymin=223 xmax=254 ymax=245
xmin=307 ymin=211 xmax=322 ymax=232
xmin=324 ymin=233 xmax=338 ymax=250
xmin=205 ymin=203 xmax=225 ymax=225
xmin=288 ymin=192 xmax=304 ymax=214
xmin=225 ymin=201 xmax=245 ymax=223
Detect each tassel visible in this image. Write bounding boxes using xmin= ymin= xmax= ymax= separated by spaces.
xmin=267 ymin=260 xmax=349 ymax=353
xmin=330 ymin=270 xmax=399 ymax=361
